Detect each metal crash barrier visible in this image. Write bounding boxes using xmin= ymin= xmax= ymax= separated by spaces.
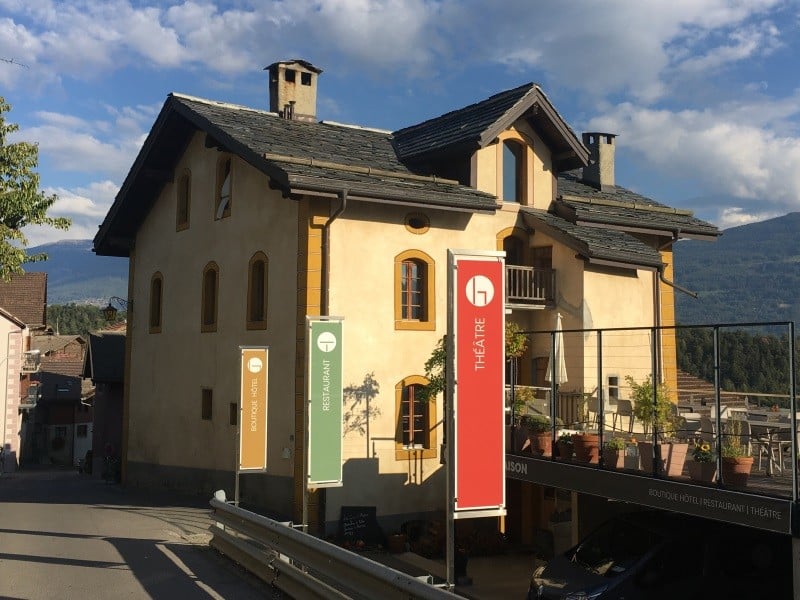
xmin=209 ymin=491 xmax=452 ymax=599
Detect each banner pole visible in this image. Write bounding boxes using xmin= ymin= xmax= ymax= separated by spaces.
xmin=446 ymin=251 xmax=456 ymax=589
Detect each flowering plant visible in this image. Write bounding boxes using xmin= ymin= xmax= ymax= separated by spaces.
xmin=692 ymin=441 xmax=714 ymax=463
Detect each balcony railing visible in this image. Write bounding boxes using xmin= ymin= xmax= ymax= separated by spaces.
xmin=505 ymin=265 xmax=555 ymax=307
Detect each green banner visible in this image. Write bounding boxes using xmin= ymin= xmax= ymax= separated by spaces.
xmin=307 ymin=318 xmax=343 ymax=487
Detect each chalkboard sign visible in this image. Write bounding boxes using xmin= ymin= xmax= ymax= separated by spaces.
xmin=339 ymin=505 xmax=383 ymax=544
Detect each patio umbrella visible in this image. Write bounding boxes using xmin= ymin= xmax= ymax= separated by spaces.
xmin=545 ymin=313 xmax=568 ymax=385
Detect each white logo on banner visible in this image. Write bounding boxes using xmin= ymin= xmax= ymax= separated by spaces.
xmin=465 ymin=275 xmax=494 ymax=307
xmin=247 ymin=357 xmax=263 ymax=373
xmin=317 ymin=331 xmax=337 ymax=352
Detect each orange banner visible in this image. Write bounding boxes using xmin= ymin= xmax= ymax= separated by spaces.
xmin=239 ymin=347 xmax=268 ymax=471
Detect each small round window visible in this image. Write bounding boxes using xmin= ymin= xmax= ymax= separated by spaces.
xmin=404 ymin=213 xmax=430 ymax=234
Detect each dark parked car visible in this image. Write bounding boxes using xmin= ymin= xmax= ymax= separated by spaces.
xmin=528 ymin=509 xmax=790 ymax=600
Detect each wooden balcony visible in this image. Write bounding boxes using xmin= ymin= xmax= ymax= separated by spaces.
xmin=505 ymin=265 xmax=555 ymax=309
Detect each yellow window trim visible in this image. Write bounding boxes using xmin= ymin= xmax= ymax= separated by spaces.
xmin=394 ymin=374 xmax=437 ymax=461
xmin=394 ymin=249 xmax=435 ymax=331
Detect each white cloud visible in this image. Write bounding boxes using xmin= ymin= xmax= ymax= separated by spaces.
xmin=587 ymin=95 xmax=800 ymax=213
xmin=22 ymin=180 xmax=119 ymax=247
xmin=717 ymin=206 xmax=783 ymax=229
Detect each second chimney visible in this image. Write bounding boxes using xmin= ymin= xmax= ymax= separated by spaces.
xmin=266 ymin=59 xmax=323 ymax=122
xmin=581 ymin=132 xmax=617 ymax=192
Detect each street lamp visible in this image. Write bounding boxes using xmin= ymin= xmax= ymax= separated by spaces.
xmin=103 ymin=296 xmax=130 ymax=322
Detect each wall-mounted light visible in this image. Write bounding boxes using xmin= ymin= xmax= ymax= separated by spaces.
xmin=103 ymin=296 xmax=131 ymax=323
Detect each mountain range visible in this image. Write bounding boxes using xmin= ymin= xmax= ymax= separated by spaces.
xmin=25 ymin=212 xmax=800 ymax=326
xmin=673 ymin=212 xmax=800 ymax=326
xmin=26 ymin=240 xmax=128 ymax=305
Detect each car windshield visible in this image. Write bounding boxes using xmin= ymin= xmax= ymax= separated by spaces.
xmin=571 ymin=518 xmax=663 ymax=578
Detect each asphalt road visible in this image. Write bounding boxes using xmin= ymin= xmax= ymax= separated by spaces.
xmin=0 ymin=468 xmax=274 ymax=599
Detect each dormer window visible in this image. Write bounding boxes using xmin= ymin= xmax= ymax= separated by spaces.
xmin=503 ymin=140 xmax=524 ymax=202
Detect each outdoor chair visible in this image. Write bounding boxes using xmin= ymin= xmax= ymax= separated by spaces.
xmin=612 ymin=399 xmax=635 ymax=433
xmin=585 ymin=396 xmax=599 ymax=429
xmin=699 ymin=415 xmax=715 ymax=444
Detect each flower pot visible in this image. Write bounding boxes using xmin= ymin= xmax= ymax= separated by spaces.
xmin=528 ymin=432 xmax=552 ymax=457
xmin=721 ymin=456 xmax=753 ymax=487
xmin=556 ymin=440 xmax=573 ymax=460
xmin=572 ymin=433 xmax=599 ymax=464
xmin=638 ymin=441 xmax=688 ymax=477
xmin=602 ymin=448 xmax=625 ymax=469
xmin=688 ymin=461 xmax=717 ymax=483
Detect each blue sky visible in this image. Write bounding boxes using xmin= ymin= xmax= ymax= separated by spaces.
xmin=2 ymin=0 xmax=800 ymax=246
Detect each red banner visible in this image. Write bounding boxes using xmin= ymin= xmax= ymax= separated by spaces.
xmin=454 ymin=257 xmax=505 ymax=513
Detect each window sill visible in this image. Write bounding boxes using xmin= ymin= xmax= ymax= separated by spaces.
xmin=395 ymin=320 xmax=435 ymax=331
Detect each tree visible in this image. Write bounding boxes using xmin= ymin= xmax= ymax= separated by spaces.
xmin=0 ymin=97 xmax=70 ymax=280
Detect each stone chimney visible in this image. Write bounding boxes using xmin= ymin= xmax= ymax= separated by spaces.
xmin=581 ymin=132 xmax=617 ymax=192
xmin=266 ymin=59 xmax=323 ymax=122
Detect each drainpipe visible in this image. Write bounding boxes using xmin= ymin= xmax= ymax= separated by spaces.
xmin=321 ymin=189 xmax=348 ymax=316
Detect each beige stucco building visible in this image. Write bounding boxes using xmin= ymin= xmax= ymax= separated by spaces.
xmin=94 ymin=60 xmax=718 ymax=533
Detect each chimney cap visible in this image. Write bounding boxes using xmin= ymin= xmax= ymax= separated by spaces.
xmin=264 ymin=59 xmax=323 ymax=74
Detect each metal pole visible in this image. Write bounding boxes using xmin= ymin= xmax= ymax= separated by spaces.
xmin=713 ymin=327 xmax=723 ymax=485
xmin=303 ymin=320 xmax=311 ymax=533
xmin=597 ymin=330 xmax=603 ymax=466
xmin=789 ymin=322 xmax=797 ymax=503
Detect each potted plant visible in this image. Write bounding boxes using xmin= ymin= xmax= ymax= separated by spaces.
xmin=572 ymin=431 xmax=600 ymax=464
xmin=688 ymin=441 xmax=717 ymax=483
xmin=627 ymin=375 xmax=688 ymax=477
xmin=602 ymin=436 xmax=626 ymax=469
xmin=520 ymin=414 xmax=562 ymax=456
xmin=720 ymin=417 xmax=753 ymax=487
xmin=556 ymin=431 xmax=574 ymax=460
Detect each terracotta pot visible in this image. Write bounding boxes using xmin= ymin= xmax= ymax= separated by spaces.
xmin=527 ymin=432 xmax=553 ymax=457
xmin=721 ymin=456 xmax=753 ymax=487
xmin=688 ymin=461 xmax=717 ymax=483
xmin=572 ymin=433 xmax=599 ymax=464
xmin=638 ymin=441 xmax=688 ymax=477
xmin=556 ymin=440 xmax=573 ymax=460
xmin=602 ymin=448 xmax=625 ymax=469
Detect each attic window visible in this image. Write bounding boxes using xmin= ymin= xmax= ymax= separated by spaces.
xmin=404 ymin=213 xmax=430 ymax=234
xmin=285 ymin=69 xmax=296 ymax=83
xmin=301 ymin=72 xmax=312 ymax=86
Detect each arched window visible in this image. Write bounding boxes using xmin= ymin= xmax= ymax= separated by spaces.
xmin=503 ymin=140 xmax=524 ymax=202
xmin=395 ymin=375 xmax=437 ymax=460
xmin=394 ymin=250 xmax=435 ymax=331
xmin=176 ymin=170 xmax=191 ymax=230
xmin=201 ymin=262 xmax=219 ymax=332
xmin=247 ymin=252 xmax=268 ymax=330
xmin=215 ymin=157 xmax=232 ymax=219
xmin=149 ymin=272 xmax=163 ymax=333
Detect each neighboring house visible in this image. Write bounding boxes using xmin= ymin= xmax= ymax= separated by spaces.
xmin=0 ymin=273 xmax=47 ymax=470
xmin=83 ymin=330 xmax=126 ymax=477
xmin=93 ymin=60 xmax=718 ymax=534
xmin=29 ymin=334 xmax=90 ymax=466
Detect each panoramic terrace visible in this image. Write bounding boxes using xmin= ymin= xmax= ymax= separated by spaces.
xmin=505 ymin=321 xmax=798 ymax=535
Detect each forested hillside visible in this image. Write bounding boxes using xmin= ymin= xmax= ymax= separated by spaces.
xmin=673 ymin=212 xmax=800 ymax=325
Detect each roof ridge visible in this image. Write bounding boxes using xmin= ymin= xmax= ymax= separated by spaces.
xmin=170 ymin=93 xmax=279 ymax=118
xmin=392 ymin=82 xmax=536 ymax=136
xmin=561 ymin=193 xmax=695 ymax=217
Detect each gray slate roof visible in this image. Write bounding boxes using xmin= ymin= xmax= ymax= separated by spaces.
xmin=521 ymin=208 xmax=664 ymax=269
xmin=556 ymin=172 xmax=719 ymax=238
xmin=83 ymin=331 xmax=125 ymax=383
xmin=392 ymin=83 xmax=588 ymax=171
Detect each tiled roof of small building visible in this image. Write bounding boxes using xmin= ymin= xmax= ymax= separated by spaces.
xmin=521 ymin=208 xmax=664 ymax=269
xmin=0 ymin=272 xmax=47 ymax=327
xmin=556 ymin=172 xmax=719 ymax=238
xmin=32 ymin=334 xmax=85 ymax=355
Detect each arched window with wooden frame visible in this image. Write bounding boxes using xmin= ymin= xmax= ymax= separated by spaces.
xmin=394 ymin=249 xmax=435 ymax=331
xmin=395 ymin=375 xmax=437 ymax=460
xmin=201 ymin=262 xmax=219 ymax=332
xmin=215 ymin=156 xmax=232 ymax=220
xmin=176 ymin=169 xmax=191 ymax=230
xmin=149 ymin=272 xmax=163 ymax=333
xmin=246 ymin=252 xmax=268 ymax=330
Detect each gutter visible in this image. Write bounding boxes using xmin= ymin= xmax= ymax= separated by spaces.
xmin=322 ymin=189 xmax=348 ymax=315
